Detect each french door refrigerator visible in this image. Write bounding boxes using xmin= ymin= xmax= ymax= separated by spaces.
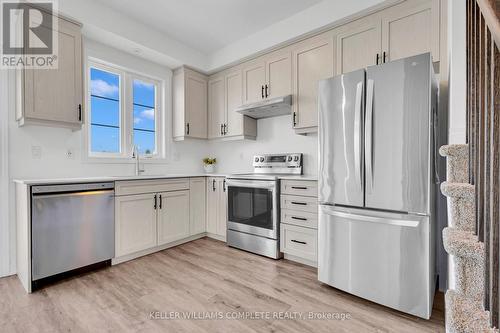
xmin=318 ymin=53 xmax=438 ymax=319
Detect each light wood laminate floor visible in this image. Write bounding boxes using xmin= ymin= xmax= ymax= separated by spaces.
xmin=0 ymin=237 xmax=444 ymax=332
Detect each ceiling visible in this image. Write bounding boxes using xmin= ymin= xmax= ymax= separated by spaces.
xmin=93 ymin=0 xmax=323 ymax=54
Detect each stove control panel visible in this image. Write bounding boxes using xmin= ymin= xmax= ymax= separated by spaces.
xmin=252 ymin=153 xmax=303 ymax=174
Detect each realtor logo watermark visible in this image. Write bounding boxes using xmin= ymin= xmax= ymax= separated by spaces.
xmin=1 ymin=0 xmax=58 ymax=68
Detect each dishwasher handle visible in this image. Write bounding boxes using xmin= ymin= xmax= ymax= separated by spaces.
xmin=32 ymin=189 xmax=115 ymax=199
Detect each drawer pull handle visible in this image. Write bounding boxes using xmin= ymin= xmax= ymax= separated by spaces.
xmin=291 ymin=186 xmax=308 ymax=190
xmin=291 ymin=201 xmax=307 ymax=206
xmin=291 ymin=239 xmax=307 ymax=245
xmin=291 ymin=216 xmax=307 ymax=221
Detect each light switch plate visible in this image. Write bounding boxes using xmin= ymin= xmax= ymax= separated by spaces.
xmin=31 ymin=146 xmax=42 ymax=159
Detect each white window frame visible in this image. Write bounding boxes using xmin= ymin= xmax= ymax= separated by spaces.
xmin=85 ymin=58 xmax=164 ymax=161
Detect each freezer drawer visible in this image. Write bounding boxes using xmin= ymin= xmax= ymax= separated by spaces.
xmin=318 ymin=205 xmax=434 ymax=319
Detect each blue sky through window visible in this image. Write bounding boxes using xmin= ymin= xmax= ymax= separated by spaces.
xmin=90 ymin=68 xmax=120 ymax=153
xmin=133 ymin=80 xmax=156 ymax=155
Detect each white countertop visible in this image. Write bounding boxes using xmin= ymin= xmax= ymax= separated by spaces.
xmin=14 ymin=173 xmax=317 ymax=185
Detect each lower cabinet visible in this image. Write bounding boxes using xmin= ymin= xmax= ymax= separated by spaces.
xmin=114 ymin=178 xmax=204 ymax=260
xmin=280 ymin=180 xmax=318 ymax=266
xmin=115 ymin=193 xmax=158 ymax=257
xmin=157 ymin=190 xmax=190 ymax=246
xmin=206 ymin=177 xmax=227 ymax=240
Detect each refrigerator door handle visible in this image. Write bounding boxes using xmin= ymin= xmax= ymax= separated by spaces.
xmin=354 ymin=81 xmax=363 ymax=191
xmin=365 ymin=79 xmax=375 ymax=193
xmin=321 ymin=206 xmax=420 ymax=228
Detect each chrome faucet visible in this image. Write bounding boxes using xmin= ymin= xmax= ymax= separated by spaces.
xmin=132 ymin=145 xmax=145 ymax=176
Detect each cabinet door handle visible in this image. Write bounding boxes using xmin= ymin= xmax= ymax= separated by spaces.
xmin=159 ymin=194 xmax=162 ymax=209
xmin=291 ymin=201 xmax=307 ymax=206
xmin=383 ymin=51 xmax=387 ymax=63
xmin=261 ymin=85 xmax=264 ymax=99
xmin=223 ymin=123 xmax=227 ymax=135
xmin=292 ymin=112 xmax=297 ymax=127
xmin=78 ymin=104 xmax=82 ymax=122
xmin=291 ymin=186 xmax=307 ymax=190
xmin=154 ymin=194 xmax=157 ymax=210
xmin=186 ymin=123 xmax=190 ymax=135
xmin=265 ymin=84 xmax=269 ymax=98
xmin=212 ymin=179 xmax=216 ymax=191
xmin=291 ymin=216 xmax=307 ymax=221
xmin=223 ymin=179 xmax=226 ymax=192
xmin=291 ymin=239 xmax=307 ymax=245
xmin=376 ymin=53 xmax=380 ymax=65
xmin=220 ymin=124 xmax=224 ymax=135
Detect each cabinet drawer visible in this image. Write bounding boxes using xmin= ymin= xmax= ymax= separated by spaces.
xmin=281 ymin=180 xmax=317 ymax=197
xmin=281 ymin=209 xmax=318 ymax=229
xmin=281 ymin=194 xmax=318 ymax=213
xmin=280 ymin=224 xmax=317 ymax=262
xmin=115 ymin=178 xmax=189 ymax=196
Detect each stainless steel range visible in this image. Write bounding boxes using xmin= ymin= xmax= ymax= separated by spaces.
xmin=226 ymin=153 xmax=302 ymax=259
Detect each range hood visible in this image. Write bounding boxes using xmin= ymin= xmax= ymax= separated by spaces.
xmin=234 ymin=95 xmax=292 ymax=119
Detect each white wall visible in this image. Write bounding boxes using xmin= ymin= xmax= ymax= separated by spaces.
xmin=447 ymin=0 xmax=467 ymax=144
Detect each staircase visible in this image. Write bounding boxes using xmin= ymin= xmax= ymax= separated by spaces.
xmin=440 ymin=144 xmax=496 ymax=332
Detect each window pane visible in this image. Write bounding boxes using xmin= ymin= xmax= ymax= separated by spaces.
xmin=91 ymin=97 xmax=119 ymax=127
xmin=90 ymin=67 xmax=120 ymax=154
xmin=91 ymin=125 xmax=120 ymax=153
xmin=133 ymin=130 xmax=155 ymax=155
xmin=90 ymin=68 xmax=119 ymax=100
xmin=133 ymin=80 xmax=155 ymax=107
xmin=133 ymin=79 xmax=156 ymax=154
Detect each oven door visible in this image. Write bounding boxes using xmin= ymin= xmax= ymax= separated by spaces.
xmin=226 ymin=178 xmax=278 ymax=239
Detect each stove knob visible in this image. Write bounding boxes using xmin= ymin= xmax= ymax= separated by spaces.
xmin=294 ymin=156 xmax=299 ymax=162
xmin=287 ymin=156 xmax=293 ymax=162
xmin=260 ymin=157 xmax=265 ymax=162
xmin=255 ymin=157 xmax=259 ymax=162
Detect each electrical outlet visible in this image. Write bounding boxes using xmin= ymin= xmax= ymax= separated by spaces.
xmin=66 ymin=149 xmax=75 ymax=159
xmin=31 ymin=146 xmax=42 ymax=159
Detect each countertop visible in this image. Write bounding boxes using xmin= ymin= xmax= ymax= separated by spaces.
xmin=13 ymin=173 xmax=317 ymax=185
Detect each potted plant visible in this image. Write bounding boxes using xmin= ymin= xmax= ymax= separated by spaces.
xmin=202 ymin=157 xmax=217 ymax=173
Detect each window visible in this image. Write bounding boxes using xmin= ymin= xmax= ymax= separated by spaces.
xmin=90 ymin=68 xmax=121 ymax=154
xmin=133 ymin=79 xmax=156 ymax=155
xmin=87 ymin=60 xmax=163 ymax=159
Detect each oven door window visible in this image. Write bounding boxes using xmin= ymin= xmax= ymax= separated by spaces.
xmin=228 ymin=186 xmax=273 ymax=230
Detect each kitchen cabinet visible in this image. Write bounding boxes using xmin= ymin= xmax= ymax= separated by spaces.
xmin=173 ymin=67 xmax=208 ymax=141
xmin=280 ymin=180 xmax=318 ymax=266
xmin=242 ymin=50 xmax=292 ymax=104
xmin=114 ymin=178 xmax=194 ymax=260
xmin=115 ymin=193 xmax=157 ymax=257
xmin=292 ymin=35 xmax=334 ymax=134
xmin=17 ymin=16 xmax=83 ymax=129
xmin=208 ymin=69 xmax=256 ymax=140
xmin=381 ymin=0 xmax=440 ymax=63
xmin=208 ymin=75 xmax=226 ymax=138
xmin=335 ymin=17 xmax=381 ymax=74
xmin=189 ymin=178 xmax=206 ymax=235
xmin=335 ymin=0 xmax=439 ymax=74
xmin=157 ymin=190 xmax=190 ymax=245
xmin=206 ymin=177 xmax=227 ymax=240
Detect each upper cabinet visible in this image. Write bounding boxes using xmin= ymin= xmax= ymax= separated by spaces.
xmin=292 ymin=35 xmax=334 ymax=134
xmin=17 ymin=16 xmax=83 ymax=129
xmin=242 ymin=50 xmax=292 ymax=104
xmin=208 ymin=69 xmax=256 ymax=140
xmin=335 ymin=0 xmax=439 ymax=75
xmin=381 ymin=0 xmax=440 ymax=63
xmin=173 ymin=67 xmax=208 ymax=141
xmin=335 ymin=16 xmax=381 ymax=75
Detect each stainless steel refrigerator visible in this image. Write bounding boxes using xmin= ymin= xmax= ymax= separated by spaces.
xmin=318 ymin=53 xmax=439 ymax=319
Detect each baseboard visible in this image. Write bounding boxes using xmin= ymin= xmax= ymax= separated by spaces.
xmin=112 ymin=233 xmax=206 ymax=265
xmin=206 ymin=232 xmax=226 ymax=242
xmin=284 ymin=254 xmax=317 ymax=268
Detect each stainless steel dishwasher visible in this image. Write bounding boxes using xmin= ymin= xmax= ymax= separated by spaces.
xmin=31 ymin=182 xmax=115 ymax=282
